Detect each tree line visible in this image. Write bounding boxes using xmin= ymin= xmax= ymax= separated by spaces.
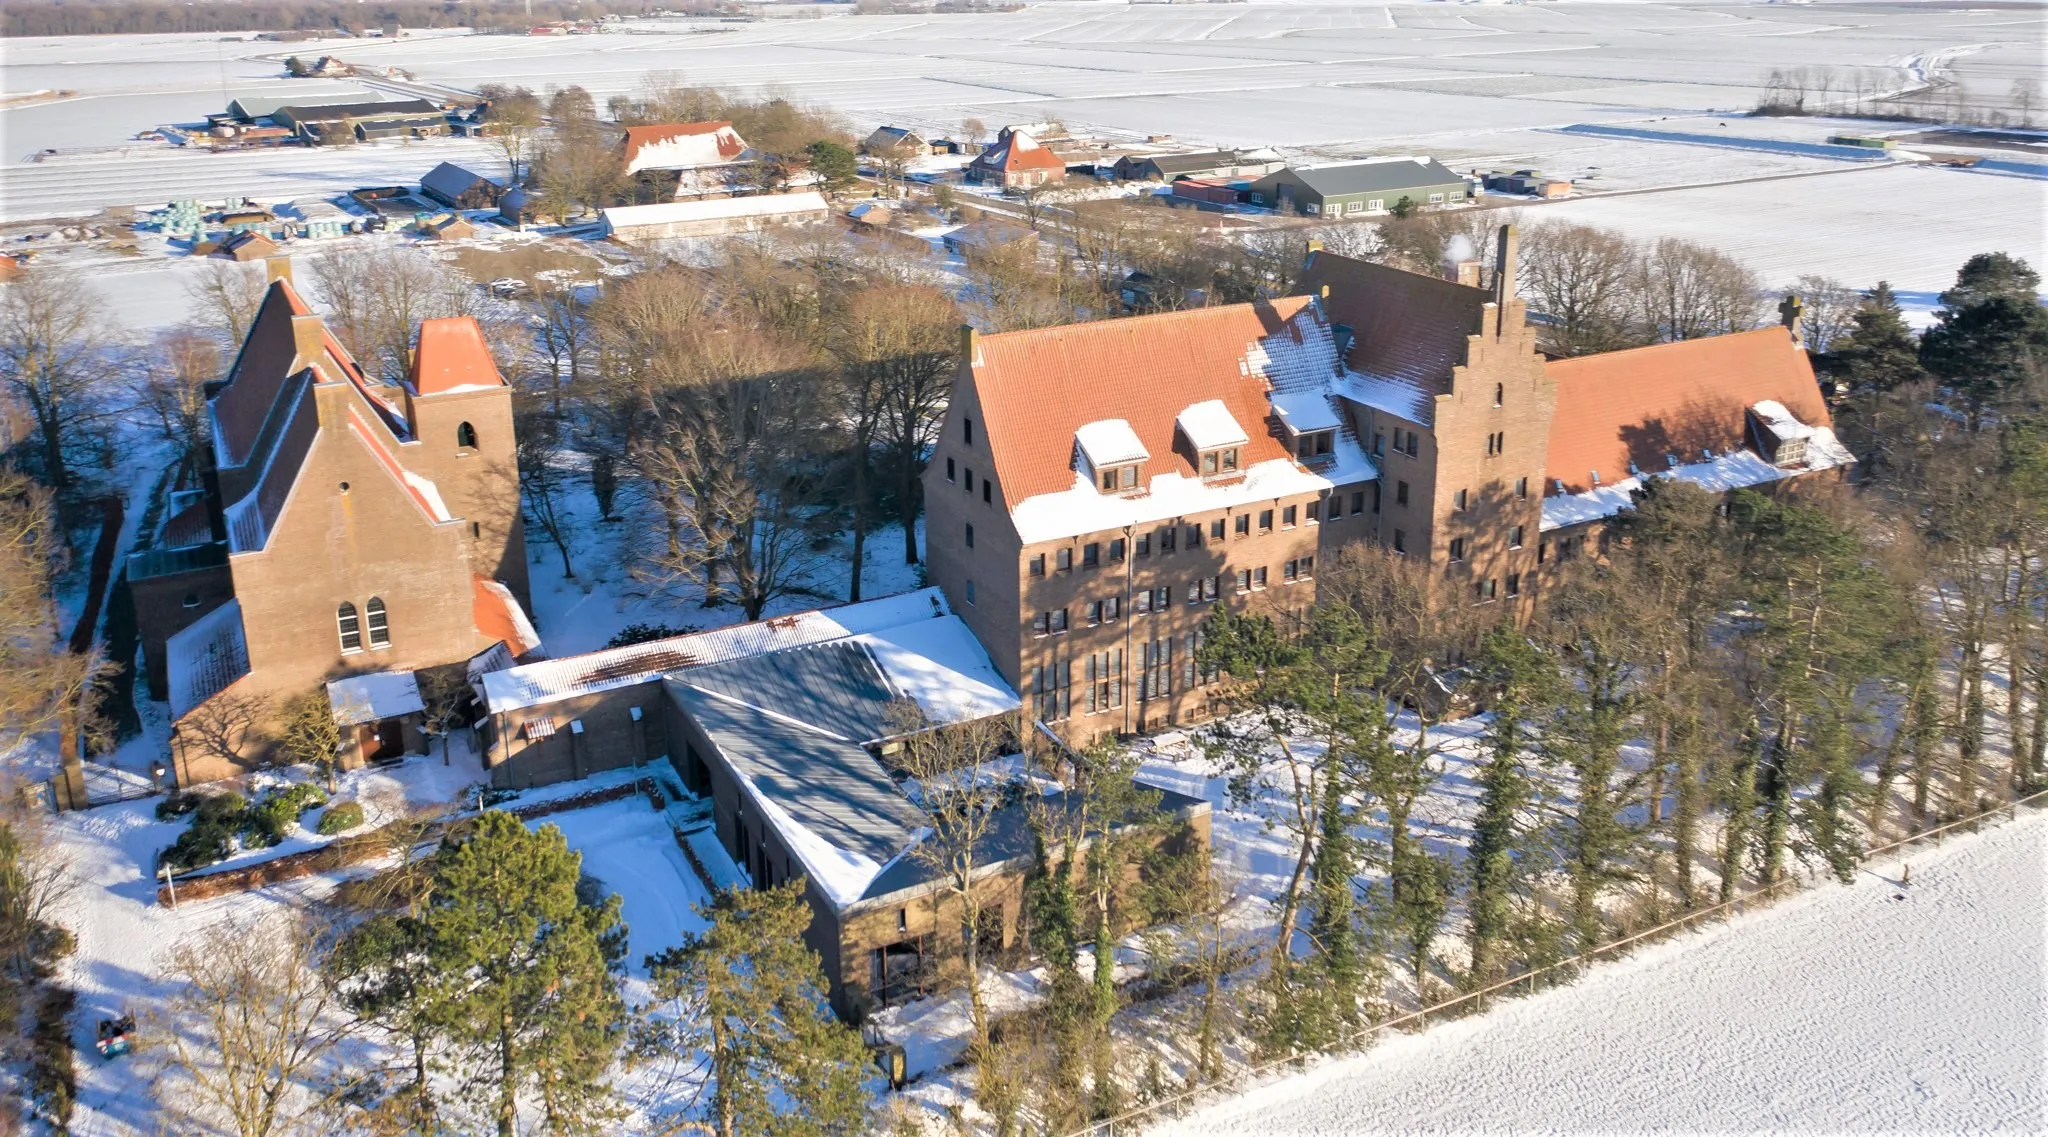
xmin=0 ymin=0 xmax=663 ymax=38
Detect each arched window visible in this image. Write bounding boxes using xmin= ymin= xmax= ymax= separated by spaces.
xmin=366 ymin=597 xmax=390 ymax=648
xmin=456 ymin=421 xmax=478 ymax=450
xmin=337 ymin=602 xmax=362 ymax=653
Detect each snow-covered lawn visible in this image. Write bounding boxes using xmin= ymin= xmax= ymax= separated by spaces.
xmin=543 ymin=797 xmax=713 ymax=976
xmin=1162 ymin=806 xmax=2048 ymax=1135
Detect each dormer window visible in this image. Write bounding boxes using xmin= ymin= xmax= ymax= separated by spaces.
xmin=1270 ymin=392 xmax=1341 ymax=465
xmin=1295 ymin=430 xmax=1334 ymax=461
xmin=1199 ymin=447 xmax=1241 ymax=477
xmin=1177 ymin=400 xmax=1249 ymax=481
xmin=1075 ymin=418 xmax=1149 ymax=496
xmin=1749 ymin=400 xmax=1815 ymax=468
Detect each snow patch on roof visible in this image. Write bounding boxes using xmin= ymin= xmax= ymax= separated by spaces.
xmin=1336 ymin=371 xmax=1436 ymax=426
xmin=327 ymin=670 xmax=424 ymax=727
xmin=1075 ymin=419 xmax=1149 ymax=468
xmin=859 ymin=616 xmax=1022 ymax=728
xmin=1270 ymin=390 xmax=1343 ymax=433
xmin=1540 ymin=427 xmax=1854 ymax=531
xmin=1750 ymin=398 xmax=1816 ymax=440
xmin=1177 ymin=399 xmax=1249 ymax=450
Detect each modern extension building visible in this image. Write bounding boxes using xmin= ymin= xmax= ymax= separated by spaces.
xmin=925 ymin=226 xmax=1853 ymax=747
xmin=1248 ymin=156 xmax=1470 ymax=218
xmin=128 ymin=259 xmax=539 ymax=785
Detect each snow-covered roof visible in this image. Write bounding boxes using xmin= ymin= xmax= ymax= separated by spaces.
xmin=480 ymin=587 xmax=952 ymax=715
xmin=1336 ymin=371 xmax=1436 ymax=426
xmin=1074 ymin=418 xmax=1149 ymax=469
xmin=599 ymin=191 xmax=828 ymax=231
xmin=167 ymin=599 xmax=250 ymax=719
xmin=1270 ymin=390 xmax=1343 ymax=433
xmin=1750 ymin=399 xmax=1816 ymax=440
xmin=327 ymin=670 xmax=425 ymax=727
xmin=1177 ymin=399 xmax=1250 ymax=450
xmin=859 ymin=616 xmax=1022 ymax=727
xmin=991 ymin=302 xmax=1380 ymax=545
xmin=1541 ymin=426 xmax=1855 ymax=532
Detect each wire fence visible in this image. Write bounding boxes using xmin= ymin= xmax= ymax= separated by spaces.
xmin=1063 ymin=788 xmax=2048 ymax=1137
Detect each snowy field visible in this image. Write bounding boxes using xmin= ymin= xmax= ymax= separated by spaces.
xmin=1162 ymin=808 xmax=2048 ymax=1136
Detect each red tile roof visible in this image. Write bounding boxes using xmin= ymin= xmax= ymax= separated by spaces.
xmin=971 ymin=129 xmax=1066 ymax=174
xmin=620 ymin=121 xmax=747 ymax=165
xmin=474 ymin=575 xmax=543 ymax=658
xmin=1544 ymin=327 xmax=1829 ymax=495
xmin=1300 ymin=249 xmax=1489 ymax=397
xmin=409 ymin=316 xmax=505 ymax=394
xmin=971 ymin=298 xmax=1316 ymax=505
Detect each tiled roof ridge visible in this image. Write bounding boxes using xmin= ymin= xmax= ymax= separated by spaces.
xmin=978 ymin=294 xmax=1314 ymax=346
xmin=1546 ymin=325 xmax=1794 ymax=370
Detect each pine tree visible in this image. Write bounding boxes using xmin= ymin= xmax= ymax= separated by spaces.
xmin=1388 ymin=845 xmax=1450 ymax=997
xmin=1920 ymin=254 xmax=2048 ymax=423
xmin=1822 ymin=282 xmax=1924 ymax=396
xmin=642 ymin=882 xmax=871 ymax=1137
xmin=421 ymin=811 xmax=627 ymax=1137
xmin=1464 ymin=625 xmax=1550 ymax=986
xmin=327 ymin=913 xmax=443 ymax=1131
xmin=1301 ymin=764 xmax=1361 ymax=1046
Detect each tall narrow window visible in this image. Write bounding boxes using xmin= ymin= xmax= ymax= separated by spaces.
xmin=963 ymin=417 xmax=974 ymax=446
xmin=337 ymin=602 xmax=362 ymax=653
xmin=366 ymin=597 xmax=390 ymax=648
xmin=1493 ymin=383 xmax=1504 ymax=407
xmin=456 ymin=421 xmax=478 ymax=450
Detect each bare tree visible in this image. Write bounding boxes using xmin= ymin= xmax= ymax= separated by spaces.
xmin=0 ymin=472 xmax=103 ymax=747
xmin=151 ymin=912 xmax=351 ymax=1137
xmin=0 ymin=264 xmax=119 ymax=487
xmin=890 ymin=706 xmax=1018 ymax=1047
xmin=527 ymin=278 xmax=593 ymax=417
xmin=184 ymin=259 xmax=269 ymax=346
xmin=514 ymin=405 xmax=577 ymax=580
xmin=134 ymin=331 xmax=220 ymax=463
xmin=1633 ymin=237 xmax=1765 ymax=342
xmin=1787 ymin=274 xmax=1859 ymax=355
xmin=476 ymin=85 xmax=543 ymax=185
xmin=831 ymin=283 xmax=958 ymax=580
xmin=307 ymin=245 xmax=482 ymax=380
xmin=276 ymin=688 xmax=343 ymax=791
xmin=1521 ymin=221 xmax=1638 ymax=355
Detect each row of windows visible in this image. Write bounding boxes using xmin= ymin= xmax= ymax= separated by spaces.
xmin=336 ymin=599 xmax=391 ymax=653
xmin=944 ymin=457 xmax=996 ymax=506
xmin=1031 ymin=631 xmax=1217 ymax=721
xmin=1028 ymin=557 xmax=1316 ymax=636
xmin=1023 ymin=492 xmax=1373 ymax=578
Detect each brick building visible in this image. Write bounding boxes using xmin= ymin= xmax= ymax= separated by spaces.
xmin=926 ymin=226 xmax=1853 ymax=745
xmin=964 ymin=127 xmax=1067 ymax=190
xmin=923 ymin=299 xmax=1380 ymax=748
xmin=129 ymin=261 xmax=539 ymax=785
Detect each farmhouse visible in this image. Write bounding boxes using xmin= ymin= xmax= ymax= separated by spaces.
xmin=964 ymin=127 xmax=1066 ymax=190
xmin=419 ymin=161 xmax=501 ymax=210
xmin=861 ymin=126 xmax=934 ymax=158
xmin=1248 ymin=157 xmax=1469 ymax=217
xmin=598 ymin=192 xmax=831 ymax=242
xmin=126 ymin=260 xmax=536 ymax=785
xmin=922 ymin=225 xmax=1852 ymax=748
xmin=218 ymin=230 xmax=280 ymax=261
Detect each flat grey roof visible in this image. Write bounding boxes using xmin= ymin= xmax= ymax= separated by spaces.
xmin=1284 ymin=157 xmax=1464 ymax=198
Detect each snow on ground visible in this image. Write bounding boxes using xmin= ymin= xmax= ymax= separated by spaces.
xmin=543 ymin=797 xmax=713 ymax=976
xmin=1527 ymin=161 xmax=2048 ymax=320
xmin=42 ymin=743 xmax=488 ymax=1137
xmin=1162 ymin=807 xmax=2048 ymax=1136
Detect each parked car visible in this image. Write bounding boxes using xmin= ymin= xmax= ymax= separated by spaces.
xmin=489 ymin=277 xmax=530 ymax=298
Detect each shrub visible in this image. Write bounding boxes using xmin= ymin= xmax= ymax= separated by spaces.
xmin=316 ymin=800 xmax=366 ymax=835
xmin=244 ymin=784 xmax=329 ymax=847
xmin=154 ymin=791 xmax=199 ymax=821
xmin=605 ymin=622 xmax=690 ymax=648
xmin=29 ymin=985 xmax=76 ymax=1128
xmin=160 ymin=791 xmax=249 ymax=872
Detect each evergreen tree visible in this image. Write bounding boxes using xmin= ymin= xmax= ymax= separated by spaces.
xmin=420 ymin=811 xmax=627 ymax=1137
xmin=327 ymin=913 xmax=444 ymax=1132
xmin=1821 ymin=282 xmax=1924 ymax=396
xmin=1920 ymin=254 xmax=2048 ymax=421
xmin=1301 ymin=762 xmax=1362 ymax=1047
xmin=642 ymin=882 xmax=871 ymax=1137
xmin=805 ymin=141 xmax=860 ymax=195
xmin=1464 ymin=625 xmax=1551 ymax=986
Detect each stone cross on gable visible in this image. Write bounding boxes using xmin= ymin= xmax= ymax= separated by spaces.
xmin=1779 ymin=294 xmax=1805 ymax=347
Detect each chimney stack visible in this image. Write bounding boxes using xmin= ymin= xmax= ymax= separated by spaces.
xmin=265 ymin=254 xmax=294 ymax=287
xmin=1492 ymin=224 xmax=1518 ymax=338
xmin=958 ymin=323 xmax=979 ymax=365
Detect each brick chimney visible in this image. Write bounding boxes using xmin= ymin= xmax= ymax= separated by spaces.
xmin=1492 ymin=224 xmax=1518 ymax=338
